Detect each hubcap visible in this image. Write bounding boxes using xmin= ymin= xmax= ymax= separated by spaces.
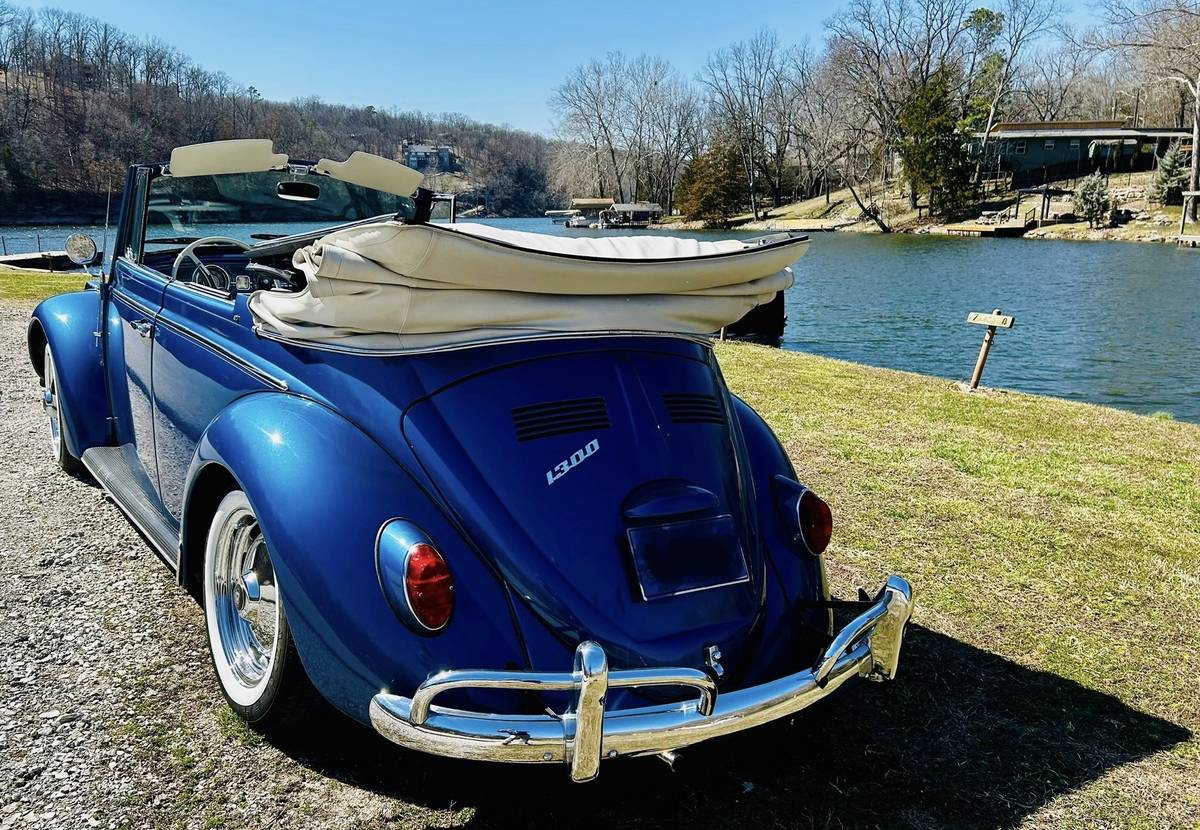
xmin=212 ymin=507 xmax=279 ymax=691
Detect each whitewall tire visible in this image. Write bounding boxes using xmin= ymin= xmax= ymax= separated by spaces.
xmin=203 ymin=490 xmax=309 ymax=723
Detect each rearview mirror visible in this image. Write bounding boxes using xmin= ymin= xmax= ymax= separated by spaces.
xmin=276 ymin=180 xmax=321 ymax=202
xmin=65 ymin=233 xmax=99 ymax=266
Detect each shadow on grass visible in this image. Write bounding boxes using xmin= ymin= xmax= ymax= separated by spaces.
xmin=267 ymin=625 xmax=1189 ymax=829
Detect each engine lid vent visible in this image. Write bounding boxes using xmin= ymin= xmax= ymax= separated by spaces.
xmin=512 ymin=396 xmax=610 ymax=441
xmin=663 ymin=392 xmax=725 ymax=425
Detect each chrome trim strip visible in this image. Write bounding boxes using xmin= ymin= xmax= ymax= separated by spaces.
xmin=178 ymin=280 xmax=234 ymax=303
xmin=253 ymin=325 xmax=715 ymax=356
xmin=370 ymin=575 xmax=913 ymax=782
xmin=110 ymin=287 xmax=159 ymax=320
xmin=154 ymin=312 xmax=289 ymax=391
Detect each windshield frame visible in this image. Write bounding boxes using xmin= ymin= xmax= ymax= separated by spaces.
xmin=138 ymin=161 xmax=417 ymax=261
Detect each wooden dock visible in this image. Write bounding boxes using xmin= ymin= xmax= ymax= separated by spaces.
xmin=943 ymin=222 xmax=1030 ymax=238
xmin=0 ymin=250 xmax=86 ymax=271
xmin=1180 ymin=192 xmax=1199 ymax=247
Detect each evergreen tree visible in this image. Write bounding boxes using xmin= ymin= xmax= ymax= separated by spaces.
xmin=1150 ymin=142 xmax=1188 ymax=205
xmin=676 ymin=143 xmax=749 ymax=227
xmin=896 ymin=68 xmax=976 ymax=220
xmin=1073 ymin=172 xmax=1111 ymax=228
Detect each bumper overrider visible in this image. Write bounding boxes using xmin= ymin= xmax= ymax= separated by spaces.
xmin=370 ymin=575 xmax=913 ymax=782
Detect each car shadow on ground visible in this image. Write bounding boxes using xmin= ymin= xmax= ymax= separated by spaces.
xmin=266 ymin=625 xmax=1189 ymax=829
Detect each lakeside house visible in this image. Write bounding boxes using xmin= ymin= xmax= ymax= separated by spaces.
xmin=401 ymin=143 xmax=461 ymax=173
xmin=970 ymin=120 xmax=1192 ymax=187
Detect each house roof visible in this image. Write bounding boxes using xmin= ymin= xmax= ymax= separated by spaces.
xmin=985 ymin=121 xmax=1188 ymax=140
xmin=611 ymin=202 xmax=663 ymax=212
xmin=570 ymin=197 xmax=615 ymax=209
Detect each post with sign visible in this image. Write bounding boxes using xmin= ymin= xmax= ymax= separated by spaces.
xmin=966 ymin=309 xmax=1015 ymax=390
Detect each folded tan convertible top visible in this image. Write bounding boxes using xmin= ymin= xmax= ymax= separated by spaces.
xmin=249 ymin=221 xmax=808 ymax=352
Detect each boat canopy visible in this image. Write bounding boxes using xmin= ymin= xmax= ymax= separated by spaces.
xmin=249 ymin=221 xmax=807 ymax=352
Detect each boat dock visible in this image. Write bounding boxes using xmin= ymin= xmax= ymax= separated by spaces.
xmin=0 ymin=250 xmax=91 ymax=271
xmin=942 ymin=221 xmax=1032 ymax=237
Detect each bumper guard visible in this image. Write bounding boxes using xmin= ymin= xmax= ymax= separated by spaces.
xmin=370 ymin=574 xmax=913 ymax=781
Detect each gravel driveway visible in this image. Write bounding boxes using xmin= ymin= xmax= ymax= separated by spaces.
xmin=0 ymin=303 xmax=758 ymax=830
xmin=0 ymin=306 xmax=492 ymax=829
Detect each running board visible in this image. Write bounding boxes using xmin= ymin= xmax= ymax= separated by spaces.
xmin=81 ymin=444 xmax=180 ymax=570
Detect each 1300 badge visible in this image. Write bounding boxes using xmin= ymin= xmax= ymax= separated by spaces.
xmin=546 ymin=438 xmax=600 ymax=485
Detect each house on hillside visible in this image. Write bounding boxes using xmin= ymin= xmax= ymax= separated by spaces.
xmin=401 ymin=144 xmax=461 ymax=173
xmin=970 ymin=121 xmax=1192 ymax=187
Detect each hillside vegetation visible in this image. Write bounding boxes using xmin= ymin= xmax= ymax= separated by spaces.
xmin=0 ymin=5 xmax=560 ymax=219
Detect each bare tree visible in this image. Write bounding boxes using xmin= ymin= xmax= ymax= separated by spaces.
xmin=699 ymin=29 xmax=788 ymax=219
xmin=975 ymin=0 xmax=1063 ymax=156
xmin=1094 ymin=0 xmax=1200 ymax=214
xmin=1015 ymin=39 xmax=1095 ymax=119
xmin=551 ymin=53 xmax=628 ymax=200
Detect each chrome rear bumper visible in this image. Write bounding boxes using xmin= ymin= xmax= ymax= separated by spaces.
xmin=370 ymin=575 xmax=913 ymax=782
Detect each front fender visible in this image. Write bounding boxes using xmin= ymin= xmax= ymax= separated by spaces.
xmin=28 ymin=290 xmax=107 ymax=457
xmin=185 ymin=392 xmax=528 ymax=723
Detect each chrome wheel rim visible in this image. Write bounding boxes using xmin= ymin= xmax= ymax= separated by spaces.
xmin=42 ymin=349 xmax=61 ymax=458
xmin=211 ymin=506 xmax=279 ymax=693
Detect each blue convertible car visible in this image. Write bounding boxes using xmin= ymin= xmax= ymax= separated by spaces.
xmin=29 ymin=140 xmax=912 ymax=781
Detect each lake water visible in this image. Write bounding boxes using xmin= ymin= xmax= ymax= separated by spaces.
xmin=2 ymin=218 xmax=1197 ymax=422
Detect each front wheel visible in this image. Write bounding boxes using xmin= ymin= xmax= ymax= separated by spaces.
xmin=42 ymin=343 xmax=82 ymax=474
xmin=203 ymin=490 xmax=312 ymax=724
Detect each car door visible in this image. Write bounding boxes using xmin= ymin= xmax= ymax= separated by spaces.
xmin=152 ymin=281 xmax=278 ymax=520
xmin=105 ymin=168 xmax=167 ymax=491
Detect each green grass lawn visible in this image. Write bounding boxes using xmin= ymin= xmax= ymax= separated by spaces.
xmin=709 ymin=342 xmax=1200 ymax=828
xmin=5 ymin=273 xmax=1197 ymax=826
xmin=0 ymin=265 xmax=92 ymax=305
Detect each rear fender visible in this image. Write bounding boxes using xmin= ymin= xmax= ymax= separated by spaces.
xmin=182 ymin=392 xmax=527 ymax=723
xmin=28 ymin=291 xmax=108 ymax=457
xmin=730 ymin=394 xmax=832 ymax=660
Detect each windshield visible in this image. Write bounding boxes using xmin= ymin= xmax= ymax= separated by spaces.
xmin=144 ymin=169 xmax=416 ymax=249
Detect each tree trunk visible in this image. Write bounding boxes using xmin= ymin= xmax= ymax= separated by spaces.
xmin=908 ymin=180 xmax=918 ymax=210
xmin=842 ymin=172 xmax=891 ymax=233
xmin=1191 ymin=74 xmax=1200 ymax=221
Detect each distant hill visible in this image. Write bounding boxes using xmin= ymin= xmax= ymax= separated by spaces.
xmin=0 ymin=4 xmax=564 ymax=221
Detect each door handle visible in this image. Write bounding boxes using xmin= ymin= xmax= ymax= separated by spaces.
xmin=130 ymin=319 xmax=153 ymax=338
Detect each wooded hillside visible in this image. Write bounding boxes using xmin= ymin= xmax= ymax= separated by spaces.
xmin=0 ymin=3 xmax=562 ymax=220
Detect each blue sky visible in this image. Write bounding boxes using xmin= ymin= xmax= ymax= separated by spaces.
xmin=35 ymin=0 xmax=833 ymax=132
xmin=35 ymin=0 xmax=1088 ymax=134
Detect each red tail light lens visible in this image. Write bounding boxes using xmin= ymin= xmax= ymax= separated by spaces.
xmin=404 ymin=543 xmax=454 ymax=631
xmin=798 ymin=490 xmax=833 ymax=555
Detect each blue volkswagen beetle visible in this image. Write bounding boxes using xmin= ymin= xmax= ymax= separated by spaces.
xmin=28 ymin=140 xmax=912 ymax=782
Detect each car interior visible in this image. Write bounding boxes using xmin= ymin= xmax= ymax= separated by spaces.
xmin=137 ymin=165 xmax=422 ymax=298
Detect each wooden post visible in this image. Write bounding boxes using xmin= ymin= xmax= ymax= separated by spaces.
xmin=966 ymin=309 xmax=1015 ymax=390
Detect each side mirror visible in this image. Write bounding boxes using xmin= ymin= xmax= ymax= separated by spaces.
xmin=65 ymin=233 xmax=99 ymax=266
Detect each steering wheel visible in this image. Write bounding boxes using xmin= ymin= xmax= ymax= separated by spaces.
xmin=171 ymin=236 xmax=252 ymax=287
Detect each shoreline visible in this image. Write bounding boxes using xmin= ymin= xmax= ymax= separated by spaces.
xmin=654 ymin=216 xmax=1191 ymax=245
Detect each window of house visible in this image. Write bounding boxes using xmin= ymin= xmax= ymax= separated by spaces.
xmin=1044 ymin=139 xmax=1055 ymax=150
xmin=1070 ymin=138 xmax=1080 ymax=149
xmin=1015 ymin=140 xmax=1026 ymax=155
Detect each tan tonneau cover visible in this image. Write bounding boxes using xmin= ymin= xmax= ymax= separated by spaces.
xmin=249 ymin=221 xmax=807 ymax=352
